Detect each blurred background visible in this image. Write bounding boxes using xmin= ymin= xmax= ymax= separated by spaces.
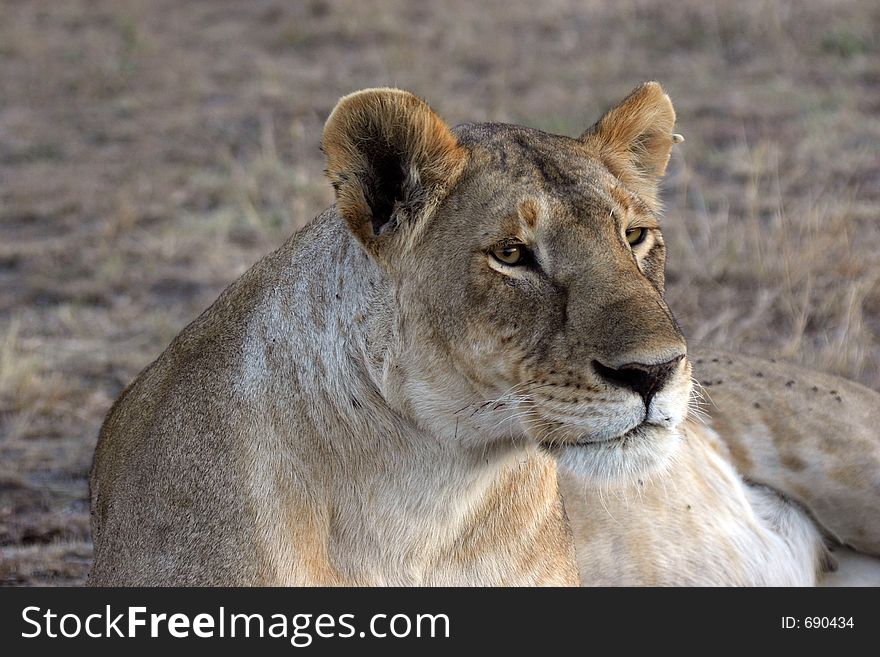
xmin=1 ymin=0 xmax=878 ymax=585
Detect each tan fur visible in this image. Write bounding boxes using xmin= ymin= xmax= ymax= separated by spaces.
xmin=89 ymin=84 xmax=879 ymax=586
xmin=692 ymin=351 xmax=880 ymax=557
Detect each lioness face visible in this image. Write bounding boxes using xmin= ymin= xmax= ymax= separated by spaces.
xmin=323 ymin=83 xmax=692 ymax=482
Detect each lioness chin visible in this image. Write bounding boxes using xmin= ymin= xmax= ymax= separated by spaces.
xmin=89 ymin=83 xmax=880 ymax=586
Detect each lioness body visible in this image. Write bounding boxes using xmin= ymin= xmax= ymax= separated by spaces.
xmin=694 ymin=352 xmax=880 ymax=556
xmin=89 ymin=84 xmax=879 ymax=586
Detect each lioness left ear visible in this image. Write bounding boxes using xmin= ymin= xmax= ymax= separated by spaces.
xmin=322 ymin=88 xmax=467 ymax=258
xmin=580 ymin=82 xmax=680 ymax=208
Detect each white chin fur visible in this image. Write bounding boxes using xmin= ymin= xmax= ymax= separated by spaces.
xmin=555 ymin=425 xmax=683 ymax=487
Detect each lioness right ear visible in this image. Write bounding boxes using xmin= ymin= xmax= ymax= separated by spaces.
xmin=322 ymin=88 xmax=467 ymax=257
xmin=580 ymin=82 xmax=681 ymax=209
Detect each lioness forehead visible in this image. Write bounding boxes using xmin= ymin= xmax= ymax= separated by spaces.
xmin=453 ymin=122 xmax=595 ymax=185
xmin=451 ymin=122 xmax=653 ymax=218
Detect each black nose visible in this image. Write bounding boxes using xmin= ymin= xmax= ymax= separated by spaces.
xmin=593 ymin=355 xmax=684 ymax=407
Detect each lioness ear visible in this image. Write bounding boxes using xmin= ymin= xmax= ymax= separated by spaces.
xmin=580 ymin=82 xmax=681 ymax=208
xmin=322 ymin=88 xmax=466 ymax=255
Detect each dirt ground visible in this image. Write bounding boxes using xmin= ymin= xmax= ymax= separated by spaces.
xmin=1 ymin=0 xmax=878 ymax=585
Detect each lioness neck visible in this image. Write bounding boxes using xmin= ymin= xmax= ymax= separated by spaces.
xmin=239 ymin=211 xmax=575 ymax=585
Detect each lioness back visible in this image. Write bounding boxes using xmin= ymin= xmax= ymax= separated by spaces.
xmin=90 ymin=227 xmax=310 ymax=585
xmin=693 ymin=350 xmax=880 ymax=556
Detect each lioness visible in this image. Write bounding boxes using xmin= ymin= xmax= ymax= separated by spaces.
xmin=89 ymin=83 xmax=880 ymax=586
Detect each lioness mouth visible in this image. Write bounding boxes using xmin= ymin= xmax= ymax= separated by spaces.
xmin=574 ymin=422 xmax=659 ymax=447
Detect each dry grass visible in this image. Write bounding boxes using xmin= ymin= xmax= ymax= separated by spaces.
xmin=1 ymin=0 xmax=878 ymax=585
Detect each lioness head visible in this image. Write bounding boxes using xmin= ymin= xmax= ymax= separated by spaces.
xmin=322 ymin=82 xmax=692 ymax=483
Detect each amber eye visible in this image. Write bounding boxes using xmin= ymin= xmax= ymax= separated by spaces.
xmin=492 ymin=244 xmax=526 ymax=265
xmin=626 ymin=227 xmax=647 ymax=246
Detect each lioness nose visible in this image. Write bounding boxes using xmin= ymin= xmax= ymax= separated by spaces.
xmin=592 ymin=355 xmax=684 ymax=407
